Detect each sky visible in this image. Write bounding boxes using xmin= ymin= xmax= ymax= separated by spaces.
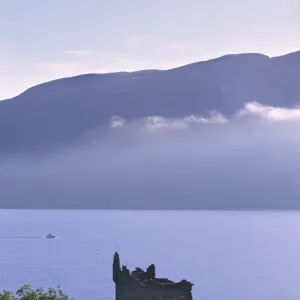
xmin=1 ymin=0 xmax=300 ymax=99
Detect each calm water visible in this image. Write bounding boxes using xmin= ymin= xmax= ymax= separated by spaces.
xmin=0 ymin=210 xmax=299 ymax=300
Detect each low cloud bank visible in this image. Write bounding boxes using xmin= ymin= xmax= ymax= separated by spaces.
xmin=110 ymin=111 xmax=228 ymax=131
xmin=238 ymin=102 xmax=300 ymax=122
xmin=1 ymin=102 xmax=300 ymax=210
xmin=109 ymin=102 xmax=300 ymax=132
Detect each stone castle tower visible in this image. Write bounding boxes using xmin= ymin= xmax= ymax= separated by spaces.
xmin=113 ymin=252 xmax=194 ymax=300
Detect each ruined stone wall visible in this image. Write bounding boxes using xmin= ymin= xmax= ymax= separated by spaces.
xmin=113 ymin=252 xmax=194 ymax=300
xmin=116 ymin=278 xmax=193 ymax=300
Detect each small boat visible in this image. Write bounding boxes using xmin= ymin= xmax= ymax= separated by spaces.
xmin=45 ymin=234 xmax=56 ymax=239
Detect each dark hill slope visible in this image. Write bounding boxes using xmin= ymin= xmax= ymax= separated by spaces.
xmin=0 ymin=51 xmax=299 ymax=153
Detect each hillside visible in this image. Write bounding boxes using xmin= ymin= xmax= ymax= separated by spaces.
xmin=0 ymin=50 xmax=300 ymax=153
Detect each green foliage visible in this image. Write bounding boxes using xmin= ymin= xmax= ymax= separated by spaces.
xmin=0 ymin=285 xmax=73 ymax=300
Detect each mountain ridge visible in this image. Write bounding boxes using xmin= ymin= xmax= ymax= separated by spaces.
xmin=5 ymin=50 xmax=300 ymax=101
xmin=0 ymin=50 xmax=299 ymax=154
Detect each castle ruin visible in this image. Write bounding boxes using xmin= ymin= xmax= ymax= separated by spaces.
xmin=113 ymin=252 xmax=194 ymax=300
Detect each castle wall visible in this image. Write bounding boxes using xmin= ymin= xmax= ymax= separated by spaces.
xmin=116 ymin=279 xmax=192 ymax=300
xmin=113 ymin=252 xmax=193 ymax=300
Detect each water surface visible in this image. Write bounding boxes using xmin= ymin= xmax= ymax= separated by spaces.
xmin=0 ymin=210 xmax=299 ymax=300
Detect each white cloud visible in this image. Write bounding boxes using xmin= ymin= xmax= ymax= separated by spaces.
xmin=184 ymin=111 xmax=228 ymax=124
xmin=142 ymin=113 xmax=229 ymax=132
xmin=144 ymin=116 xmax=189 ymax=132
xmin=109 ymin=103 xmax=300 ymax=133
xmin=110 ymin=116 xmax=126 ymax=128
xmin=110 ymin=112 xmax=228 ymax=132
xmin=238 ymin=101 xmax=300 ymax=122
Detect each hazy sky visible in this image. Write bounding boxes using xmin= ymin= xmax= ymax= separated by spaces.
xmin=1 ymin=0 xmax=299 ymax=99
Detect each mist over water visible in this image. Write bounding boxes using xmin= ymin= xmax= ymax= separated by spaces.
xmin=1 ymin=103 xmax=300 ymax=209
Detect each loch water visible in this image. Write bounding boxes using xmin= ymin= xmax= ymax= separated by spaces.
xmin=0 ymin=210 xmax=299 ymax=300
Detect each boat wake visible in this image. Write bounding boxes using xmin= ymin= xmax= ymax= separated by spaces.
xmin=0 ymin=234 xmax=58 ymax=239
xmin=0 ymin=236 xmax=42 ymax=239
